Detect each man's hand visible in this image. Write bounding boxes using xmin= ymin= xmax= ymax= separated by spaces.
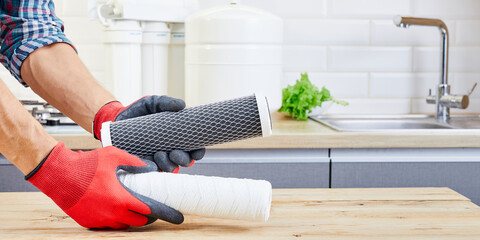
xmin=93 ymin=95 xmax=206 ymax=172
xmin=27 ymin=142 xmax=183 ymax=229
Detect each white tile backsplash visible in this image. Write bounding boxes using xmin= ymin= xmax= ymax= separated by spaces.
xmin=413 ymin=47 xmax=441 ymax=72
xmin=414 ymin=0 xmax=480 ymax=19
xmin=328 ymin=47 xmax=412 ymax=72
xmin=327 ymin=0 xmax=411 ymax=18
xmin=3 ymin=0 xmax=480 ymax=115
xmin=284 ymin=72 xmax=369 ymax=98
xmin=284 ymin=19 xmax=370 ymax=45
xmin=370 ymin=73 xmax=439 ymax=98
xmin=283 ymin=46 xmax=327 ymax=72
xmin=413 ymin=47 xmax=480 ymax=73
xmin=450 ymin=47 xmax=480 ymax=72
xmin=456 ymin=21 xmax=480 ymax=46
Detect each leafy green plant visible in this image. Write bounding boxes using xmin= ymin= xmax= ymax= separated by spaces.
xmin=278 ymin=73 xmax=348 ymax=120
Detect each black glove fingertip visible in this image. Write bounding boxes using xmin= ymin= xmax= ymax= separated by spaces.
xmin=134 ymin=189 xmax=184 ymax=224
xmin=169 ymin=150 xmax=191 ymax=167
xmin=157 ymin=95 xmax=185 ymax=112
xmin=154 ymin=151 xmax=179 ymax=172
xmin=190 ymin=148 xmax=206 ymax=160
xmin=146 ymin=216 xmax=157 ymax=225
xmin=122 ymin=183 xmax=184 ymax=225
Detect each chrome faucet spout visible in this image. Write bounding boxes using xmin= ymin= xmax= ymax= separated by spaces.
xmin=393 ymin=15 xmax=448 ymax=31
xmin=393 ymin=15 xmax=464 ymax=122
xmin=393 ymin=15 xmax=449 ymax=87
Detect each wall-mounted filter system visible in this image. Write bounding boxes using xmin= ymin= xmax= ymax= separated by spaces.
xmin=103 ymin=20 xmax=143 ymax=105
xmin=167 ymin=23 xmax=186 ymax=100
xmin=95 ymin=0 xmax=198 ymax=104
xmin=141 ymin=22 xmax=171 ymax=96
xmin=101 ymin=94 xmax=272 ymax=156
xmin=118 ymin=171 xmax=272 ymax=221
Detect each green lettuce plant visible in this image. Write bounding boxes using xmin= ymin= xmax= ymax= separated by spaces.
xmin=279 ymin=73 xmax=348 ymax=120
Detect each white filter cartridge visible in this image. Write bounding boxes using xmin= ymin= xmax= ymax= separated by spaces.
xmin=118 ymin=171 xmax=272 ymax=221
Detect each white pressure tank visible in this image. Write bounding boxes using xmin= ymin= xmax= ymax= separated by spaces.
xmin=141 ymin=22 xmax=170 ymax=96
xmin=104 ymin=20 xmax=142 ymax=105
xmin=185 ymin=1 xmax=283 ymax=109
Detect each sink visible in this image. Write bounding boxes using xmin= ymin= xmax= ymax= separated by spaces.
xmin=309 ymin=115 xmax=480 ymax=131
xmin=319 ymin=119 xmax=452 ymax=131
xmin=447 ymin=117 xmax=480 ymax=129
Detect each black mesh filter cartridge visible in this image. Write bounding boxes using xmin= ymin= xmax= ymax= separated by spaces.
xmin=101 ymin=94 xmax=272 ymax=156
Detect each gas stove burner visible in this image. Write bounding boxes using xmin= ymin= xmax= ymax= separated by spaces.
xmin=20 ymin=100 xmax=77 ymax=126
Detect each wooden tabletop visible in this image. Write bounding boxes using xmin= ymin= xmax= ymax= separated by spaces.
xmin=1 ymin=188 xmax=480 ymax=239
xmin=53 ymin=113 xmax=480 ymax=150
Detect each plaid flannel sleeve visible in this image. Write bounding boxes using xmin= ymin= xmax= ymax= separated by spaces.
xmin=0 ymin=0 xmax=75 ymax=86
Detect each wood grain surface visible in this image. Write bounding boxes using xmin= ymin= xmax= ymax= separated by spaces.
xmin=1 ymin=188 xmax=480 ymax=239
xmin=53 ymin=113 xmax=480 ymax=150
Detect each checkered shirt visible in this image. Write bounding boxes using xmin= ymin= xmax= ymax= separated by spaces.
xmin=0 ymin=0 xmax=74 ymax=86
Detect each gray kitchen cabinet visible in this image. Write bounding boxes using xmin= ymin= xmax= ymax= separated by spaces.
xmin=331 ymin=148 xmax=480 ymax=205
xmin=5 ymin=146 xmax=480 ymax=205
xmin=0 ymin=149 xmax=330 ymax=191
xmin=0 ymin=155 xmax=38 ymax=192
xmin=181 ymin=149 xmax=330 ymax=188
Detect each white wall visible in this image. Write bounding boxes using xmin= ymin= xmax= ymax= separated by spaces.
xmin=2 ymin=0 xmax=480 ymax=114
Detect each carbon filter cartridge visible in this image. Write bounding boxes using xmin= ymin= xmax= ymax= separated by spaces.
xmin=101 ymin=94 xmax=272 ymax=156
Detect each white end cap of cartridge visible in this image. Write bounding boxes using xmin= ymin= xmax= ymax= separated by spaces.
xmin=100 ymin=121 xmax=113 ymax=147
xmin=255 ymin=93 xmax=272 ymax=137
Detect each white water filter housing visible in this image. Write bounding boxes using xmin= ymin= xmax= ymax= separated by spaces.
xmin=99 ymin=0 xmax=198 ymax=22
xmin=104 ymin=20 xmax=142 ymax=105
xmin=168 ymin=23 xmax=186 ymax=100
xmin=185 ymin=1 xmax=283 ymax=109
xmin=141 ymin=22 xmax=170 ymax=96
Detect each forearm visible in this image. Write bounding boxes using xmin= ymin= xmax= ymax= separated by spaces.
xmin=0 ymin=79 xmax=57 ymax=175
xmin=20 ymin=43 xmax=116 ymax=132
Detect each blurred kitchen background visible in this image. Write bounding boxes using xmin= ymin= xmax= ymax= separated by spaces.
xmin=1 ymin=0 xmax=480 ymax=114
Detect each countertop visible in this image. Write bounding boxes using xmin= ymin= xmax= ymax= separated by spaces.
xmin=1 ymin=188 xmax=479 ymax=239
xmin=54 ymin=113 xmax=480 ymax=150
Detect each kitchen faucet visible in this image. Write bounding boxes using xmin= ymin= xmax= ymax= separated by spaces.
xmin=393 ymin=16 xmax=476 ymax=122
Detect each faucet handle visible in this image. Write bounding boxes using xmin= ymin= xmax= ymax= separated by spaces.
xmin=468 ymin=82 xmax=477 ymax=96
xmin=426 ymin=89 xmax=435 ymax=104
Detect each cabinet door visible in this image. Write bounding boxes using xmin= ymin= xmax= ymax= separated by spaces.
xmin=331 ymin=148 xmax=480 ymax=205
xmin=181 ymin=149 xmax=330 ymax=188
xmin=0 ymin=155 xmax=38 ymax=192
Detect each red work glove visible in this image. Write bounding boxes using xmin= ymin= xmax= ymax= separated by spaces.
xmin=93 ymin=96 xmax=205 ymax=173
xmin=26 ymin=142 xmax=183 ymax=229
